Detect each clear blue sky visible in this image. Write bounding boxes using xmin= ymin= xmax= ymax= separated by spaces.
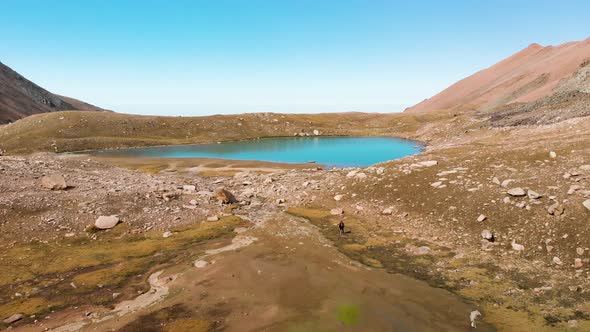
xmin=2 ymin=0 xmax=589 ymax=115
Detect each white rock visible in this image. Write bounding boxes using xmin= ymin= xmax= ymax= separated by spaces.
xmin=576 ymin=247 xmax=584 ymax=256
xmin=583 ymin=199 xmax=590 ymax=211
xmin=415 ymin=160 xmax=438 ymax=167
xmin=431 ymin=181 xmax=443 ymax=188
xmin=507 ymin=187 xmax=526 ymax=197
xmin=492 ymin=177 xmax=500 ymax=185
xmin=163 ymin=231 xmax=172 ymax=238
xmin=382 ymin=207 xmax=393 ymax=215
xmin=574 ymin=258 xmax=583 ymax=268
xmin=355 ymin=172 xmax=367 ymax=179
xmin=94 ymin=215 xmax=120 ymax=229
xmin=334 ymin=194 xmax=344 ymax=201
xmin=552 ymin=256 xmax=563 ymax=265
xmin=470 ymin=310 xmax=481 ymax=328
xmin=477 ymin=214 xmax=487 ymax=222
xmin=313 ymin=129 xmax=320 ymax=135
xmin=41 ymin=174 xmax=67 ymax=190
xmin=549 ymin=151 xmax=557 ymax=158
xmin=481 ymin=230 xmax=494 ymax=241
xmin=411 ymin=246 xmax=431 ymax=255
xmin=579 ymin=165 xmax=590 ymax=171
xmin=194 ymin=260 xmax=209 ymax=268
xmin=511 ymin=240 xmax=524 ymax=252
xmin=503 ymin=197 xmax=511 ymax=204
xmin=330 ymin=208 xmax=344 ymax=215
xmin=207 ymin=216 xmax=219 ymax=222
xmin=182 ymin=185 xmax=196 ymax=193
xmin=346 ymin=170 xmax=358 ymax=178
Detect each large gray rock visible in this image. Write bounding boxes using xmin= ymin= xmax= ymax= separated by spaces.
xmin=507 ymin=187 xmax=526 ymax=197
xmin=41 ymin=174 xmax=67 ymax=190
xmin=95 ymin=215 xmax=120 ymax=229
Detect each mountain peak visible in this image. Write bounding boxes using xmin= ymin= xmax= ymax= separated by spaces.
xmin=406 ymin=37 xmax=590 ymax=113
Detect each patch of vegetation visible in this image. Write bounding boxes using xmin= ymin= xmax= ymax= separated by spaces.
xmin=0 ymin=216 xmax=245 ymax=319
xmin=336 ymin=304 xmax=360 ymax=326
xmin=118 ymin=304 xmax=213 ymax=332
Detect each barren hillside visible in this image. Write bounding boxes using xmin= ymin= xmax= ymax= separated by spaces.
xmin=407 ymin=38 xmax=590 ymax=114
xmin=0 ymin=61 xmax=108 ymax=124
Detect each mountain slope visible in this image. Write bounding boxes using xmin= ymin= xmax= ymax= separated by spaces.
xmin=0 ymin=61 xmax=107 ymax=124
xmin=407 ymin=38 xmax=590 ymax=114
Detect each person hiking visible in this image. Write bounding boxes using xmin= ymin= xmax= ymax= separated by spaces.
xmin=338 ymin=220 xmax=345 ymax=236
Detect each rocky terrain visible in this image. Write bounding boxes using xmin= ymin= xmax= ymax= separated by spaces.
xmin=1 ymin=38 xmax=590 ymax=331
xmin=0 ymin=61 xmax=108 ymax=125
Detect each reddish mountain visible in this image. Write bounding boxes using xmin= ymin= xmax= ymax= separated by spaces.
xmin=406 ymin=38 xmax=590 ymax=113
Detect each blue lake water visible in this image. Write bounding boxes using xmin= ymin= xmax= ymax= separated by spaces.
xmin=93 ymin=137 xmax=422 ymax=168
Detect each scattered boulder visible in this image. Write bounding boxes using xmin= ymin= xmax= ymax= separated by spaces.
xmin=501 ymin=179 xmax=515 ymax=188
xmin=3 ymin=313 xmax=24 ymax=324
xmin=492 ymin=177 xmax=501 ymax=185
xmin=470 ymin=310 xmax=481 ymax=328
xmin=334 ymin=194 xmax=344 ymax=201
xmin=481 ymin=230 xmax=494 ymax=241
xmin=552 ymin=256 xmax=563 ymax=265
xmin=527 ymin=190 xmax=542 ymax=199
xmin=547 ymin=203 xmax=565 ymax=216
xmin=583 ymin=199 xmax=590 ymax=211
xmin=214 ymin=187 xmax=237 ymax=204
xmin=575 ymin=258 xmax=583 ymax=268
xmin=162 ymin=191 xmax=180 ymax=201
xmin=330 ymin=208 xmax=344 ymax=215
xmin=182 ymin=185 xmax=196 ymax=193
xmin=511 ymin=240 xmax=524 ymax=252
xmin=577 ymin=247 xmax=585 ymax=256
xmin=313 ymin=129 xmax=320 ymax=135
xmin=411 ymin=160 xmax=438 ymax=168
xmin=382 ymin=207 xmax=393 ymax=215
xmin=567 ymin=185 xmax=581 ymax=195
xmin=477 ymin=214 xmax=487 ymax=222
xmin=162 ymin=231 xmax=172 ymax=238
xmin=41 ymin=174 xmax=67 ymax=190
xmin=207 ymin=216 xmax=219 ymax=222
xmin=346 ymin=170 xmax=358 ymax=178
xmin=194 ymin=260 xmax=209 ymax=268
xmin=549 ymin=151 xmax=557 ymax=158
xmin=507 ymin=187 xmax=526 ymax=197
xmin=408 ymin=245 xmax=431 ymax=256
xmin=94 ymin=215 xmax=120 ymax=230
xmin=579 ymin=165 xmax=590 ymax=171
